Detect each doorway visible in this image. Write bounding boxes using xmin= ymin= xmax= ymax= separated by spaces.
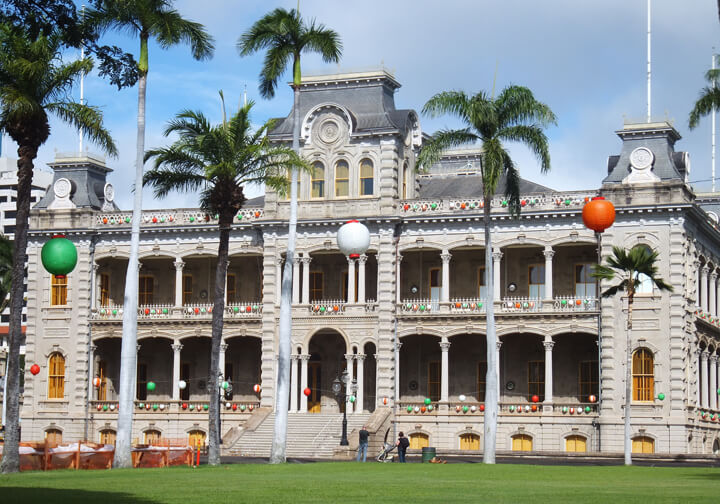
xmin=308 ymin=362 xmax=321 ymax=413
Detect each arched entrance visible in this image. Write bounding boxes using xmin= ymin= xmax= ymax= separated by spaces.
xmin=307 ymin=330 xmax=347 ymax=413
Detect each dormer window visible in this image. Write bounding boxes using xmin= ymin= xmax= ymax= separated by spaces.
xmin=335 ymin=160 xmax=349 ymax=197
xmin=359 ymin=159 xmax=374 ymax=196
xmin=311 ymin=162 xmax=325 ymax=198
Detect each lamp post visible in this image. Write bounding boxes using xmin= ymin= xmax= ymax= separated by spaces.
xmin=332 ymin=369 xmax=357 ymax=446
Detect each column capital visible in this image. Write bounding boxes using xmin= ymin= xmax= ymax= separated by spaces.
xmin=356 ymin=354 xmax=366 ymax=362
xmin=702 ymin=350 xmax=710 ymax=359
xmin=492 ymin=250 xmax=503 ymax=262
xmin=219 ymin=343 xmax=228 ymax=353
xmin=396 ymin=253 xmax=403 ymax=264
xmin=712 ymin=271 xmax=719 ymax=281
xmin=711 ymin=354 xmax=719 ymax=363
xmin=301 ymin=255 xmax=312 ymax=265
xmin=543 ymin=341 xmax=555 ymax=351
xmin=276 ymin=256 xmax=285 ymax=266
xmin=290 ymin=354 xmax=299 ymax=361
xmin=496 ymin=341 xmax=503 ymax=351
xmin=89 ymin=344 xmax=97 ymax=353
xmin=395 ymin=342 xmax=403 ymax=352
xmin=345 ymin=353 xmax=355 ymax=361
xmin=93 ymin=263 xmax=100 ymax=272
xmin=543 ymin=247 xmax=555 ymax=260
xmin=439 ymin=341 xmax=451 ymax=352
xmin=136 ymin=344 xmax=141 ymax=353
xmin=300 ymin=354 xmax=311 ymax=361
xmin=293 ymin=256 xmax=302 ymax=265
xmin=440 ymin=251 xmax=452 ymax=264
xmin=171 ymin=343 xmax=183 ymax=353
xmin=346 ymin=256 xmax=356 ymax=265
xmin=702 ymin=265 xmax=710 ymax=275
xmin=357 ymin=254 xmax=368 ymax=265
xmin=174 ymin=259 xmax=185 ymax=271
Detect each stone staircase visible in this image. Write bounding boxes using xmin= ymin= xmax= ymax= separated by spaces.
xmin=224 ymin=411 xmax=371 ymax=459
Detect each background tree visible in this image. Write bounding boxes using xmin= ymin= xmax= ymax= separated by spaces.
xmin=417 ymin=86 xmax=555 ymax=463
xmin=238 ymin=7 xmax=341 ymax=464
xmin=0 ymin=25 xmax=117 ymax=473
xmin=592 ymin=245 xmax=672 ymax=465
xmin=144 ymin=97 xmax=307 ymax=465
xmin=86 ymin=0 xmax=214 ymax=468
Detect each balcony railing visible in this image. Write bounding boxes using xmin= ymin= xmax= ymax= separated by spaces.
xmin=92 ymin=302 xmax=262 ymax=321
xmin=395 ymin=400 xmax=598 ymax=416
xmin=95 ymin=207 xmax=264 ymax=228
xmin=306 ymin=300 xmax=378 ymax=314
xmin=89 ymin=400 xmax=260 ymax=413
xmin=397 ymin=296 xmax=598 ymax=316
xmin=500 ymin=297 xmax=542 ymax=313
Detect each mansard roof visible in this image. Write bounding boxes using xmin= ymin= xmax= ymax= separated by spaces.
xmin=418 ymin=173 xmax=554 ymax=199
xmin=267 ymin=70 xmax=416 ymax=140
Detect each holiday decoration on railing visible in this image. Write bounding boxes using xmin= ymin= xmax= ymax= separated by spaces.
xmin=41 ymin=234 xmax=78 ymax=278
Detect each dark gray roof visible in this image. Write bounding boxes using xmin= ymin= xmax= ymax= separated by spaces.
xmin=35 ymin=154 xmax=118 ymax=210
xmin=418 ymin=173 xmax=554 ymax=199
xmin=245 ymin=195 xmax=264 ymax=207
xmin=268 ymin=72 xmax=416 ymax=139
xmin=603 ymin=122 xmax=688 ymax=184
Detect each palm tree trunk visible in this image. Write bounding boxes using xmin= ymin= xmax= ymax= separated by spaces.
xmin=270 ymin=84 xmax=300 ymax=464
xmin=624 ymin=295 xmax=634 ymax=466
xmin=0 ymin=147 xmax=35 ymax=474
xmin=115 ymin=67 xmax=147 ymax=469
xmin=482 ymin=197 xmax=498 ymax=464
xmin=207 ymin=215 xmax=231 ymax=465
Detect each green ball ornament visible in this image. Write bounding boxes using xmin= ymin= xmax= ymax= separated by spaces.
xmin=584 ymin=406 xmax=591 ymax=413
xmin=102 ymin=404 xmax=108 ymax=411
xmin=222 ymin=381 xmax=229 ymax=390
xmin=407 ymin=406 xmax=413 ymax=412
xmin=349 ymin=395 xmax=356 ymax=403
xmin=657 ymin=393 xmax=665 ymax=401
xmin=203 ymin=404 xmax=209 ymax=411
xmin=240 ymin=404 xmax=246 ymax=411
xmin=138 ymin=403 xmax=145 ymax=409
xmin=233 ymin=306 xmax=240 ymax=313
xmin=427 ymin=405 xmax=433 ymax=412
xmin=41 ymin=235 xmax=78 ymax=277
xmin=152 ymin=404 xmax=158 ymax=411
xmin=189 ymin=404 xmax=195 ymax=410
xmin=462 ymin=405 xmax=469 ymax=413
xmin=146 ymin=381 xmax=156 ymax=392
xmin=424 ymin=398 xmax=431 ymax=405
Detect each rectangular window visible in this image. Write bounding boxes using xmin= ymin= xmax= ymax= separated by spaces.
xmin=311 ymin=162 xmax=325 ymax=198
xmin=51 ymin=275 xmax=68 ymax=306
xmin=310 ymin=272 xmax=323 ymax=301
xmin=182 ymin=274 xmax=192 ymax=305
xmin=578 ymin=360 xmax=599 ymax=402
xmin=139 ymin=276 xmax=154 ymax=305
xmin=284 ymin=169 xmax=300 ymax=200
xmin=100 ymin=273 xmax=110 ymax=306
xmin=137 ymin=363 xmax=147 ymax=401
xmin=359 ymin=159 xmax=374 ymax=196
xmin=575 ymin=264 xmax=597 ymax=297
xmin=335 ymin=160 xmax=349 ymax=197
xmin=477 ymin=361 xmax=487 ymax=402
xmin=478 ymin=267 xmax=487 ymax=300
xmin=528 ymin=264 xmax=545 ymax=299
xmin=428 ymin=361 xmax=440 ymax=401
xmin=226 ymin=273 xmax=236 ymax=303
xmin=528 ymin=360 xmax=545 ymax=401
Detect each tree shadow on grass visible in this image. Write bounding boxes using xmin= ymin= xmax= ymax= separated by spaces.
xmin=0 ymin=487 xmax=160 ymax=504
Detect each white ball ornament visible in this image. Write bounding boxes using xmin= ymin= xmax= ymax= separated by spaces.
xmin=470 ymin=405 xmax=477 ymax=412
xmin=337 ymin=220 xmax=370 ymax=258
xmin=414 ymin=406 xmax=420 ymax=413
xmin=525 ymin=405 xmax=530 ymax=412
xmin=225 ymin=402 xmax=231 ymax=409
xmin=178 ymin=380 xmax=187 ymax=390
xmin=458 ymin=394 xmax=466 ymax=402
xmin=159 ymin=404 xmax=165 ymax=411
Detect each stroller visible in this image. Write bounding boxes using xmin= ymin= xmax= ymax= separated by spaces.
xmin=376 ymin=427 xmax=396 ymax=462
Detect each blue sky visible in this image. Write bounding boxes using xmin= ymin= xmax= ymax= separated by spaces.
xmin=7 ymin=0 xmax=720 ymax=209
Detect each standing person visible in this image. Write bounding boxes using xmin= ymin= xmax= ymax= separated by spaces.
xmin=397 ymin=432 xmax=409 ymax=463
xmin=357 ymin=425 xmax=369 ymax=462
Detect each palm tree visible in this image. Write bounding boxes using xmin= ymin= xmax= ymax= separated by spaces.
xmin=0 ymin=25 xmax=117 ymax=473
xmin=417 ymin=86 xmax=556 ymax=463
xmin=238 ymin=8 xmax=341 ymax=464
xmin=85 ymin=0 xmax=214 ymax=468
xmin=144 ymin=96 xmax=307 ymax=465
xmin=592 ymin=245 xmax=672 ymax=465
xmin=689 ymin=55 xmax=720 ymax=130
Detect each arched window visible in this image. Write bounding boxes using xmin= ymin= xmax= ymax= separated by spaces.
xmin=409 ymin=433 xmax=429 ymax=450
xmin=311 ymin=161 xmax=325 ymax=198
xmin=100 ymin=429 xmax=116 ymax=445
xmin=511 ymin=434 xmax=533 ymax=451
xmin=632 ymin=348 xmax=654 ymax=401
xmin=51 ymin=275 xmax=67 ymax=305
xmin=632 ymin=436 xmax=654 ymax=454
xmin=48 ymin=353 xmax=65 ymax=399
xmin=144 ymin=429 xmax=162 ymax=445
xmin=459 ymin=433 xmax=480 ymax=450
xmin=335 ymin=160 xmax=349 ymax=197
xmin=188 ymin=430 xmax=206 ymax=449
xmin=45 ymin=428 xmax=62 ymax=447
xmin=359 ymin=158 xmax=373 ymax=196
xmin=565 ymin=435 xmax=587 ymax=453
xmin=634 ymin=245 xmax=655 ymax=294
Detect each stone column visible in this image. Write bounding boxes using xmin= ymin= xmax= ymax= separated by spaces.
xmin=395 ymin=253 xmax=403 ymax=304
xmin=496 ymin=340 xmax=503 ymax=399
xmin=347 ymin=258 xmax=356 ymax=304
xmin=543 ymin=337 xmax=554 ymax=406
xmin=493 ymin=249 xmax=503 ymax=300
xmin=300 ymin=354 xmax=310 ymax=412
xmin=356 ymin=355 xmax=366 ymax=413
xmin=346 ymin=354 xmax=355 ymax=412
xmin=543 ymin=246 xmax=554 ymax=301
xmin=702 ymin=350 xmax=710 ymax=408
xmin=440 ymin=251 xmax=451 ymax=303
xmin=174 ymin=259 xmax=185 ymax=307
xmin=219 ymin=343 xmax=228 ymax=382
xmin=716 ymin=280 xmax=720 ymax=319
xmin=91 ymin=264 xmax=99 ymax=310
xmin=292 ymin=256 xmax=301 ymax=304
xmin=711 ymin=354 xmax=718 ymax=411
xmin=275 ymin=257 xmax=283 ymax=305
xmin=172 ymin=342 xmax=183 ymax=400
xmin=440 ymin=338 xmax=451 ymax=402
xmin=696 ymin=349 xmax=702 ymax=406
xmin=394 ymin=342 xmax=402 ymax=405
xmin=135 ymin=344 xmax=141 ymax=400
xmin=301 ymin=255 xmax=311 ymax=305
xmin=357 ymin=254 xmax=368 ymax=304
xmin=711 ymin=272 xmax=718 ymax=317
xmin=290 ymin=354 xmax=299 ymax=412
xmin=701 ymin=266 xmax=710 ymax=313
xmin=88 ymin=344 xmax=97 ymax=400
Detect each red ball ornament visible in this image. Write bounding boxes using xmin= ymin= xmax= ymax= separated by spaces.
xmin=420 ymin=406 xmax=426 ymax=413
xmin=253 ymin=384 xmax=261 ymax=394
xmin=479 ymin=404 xmax=485 ymax=412
xmin=30 ymin=364 xmax=40 ymax=375
xmin=232 ymin=403 xmax=238 ymax=411
xmin=531 ymin=405 xmax=538 ymax=412
xmin=182 ymin=403 xmax=188 ymax=410
xmin=96 ymin=404 xmax=102 ymax=411
xmin=303 ymin=387 xmax=311 ymax=397
xmin=582 ymin=196 xmax=616 ymax=233
xmin=531 ymin=395 xmax=540 ymax=403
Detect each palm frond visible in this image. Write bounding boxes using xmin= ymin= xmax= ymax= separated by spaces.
xmin=301 ymin=23 xmax=342 ymax=63
xmin=47 ymin=101 xmax=118 ymax=157
xmin=422 ymin=91 xmax=471 ymax=123
xmin=416 ymin=129 xmax=478 ymax=172
xmin=496 ymin=85 xmax=557 ymax=129
xmin=149 ymin=8 xmax=214 ymax=60
xmin=498 ymin=124 xmax=552 ymax=173
xmin=689 ymin=85 xmax=720 ymax=129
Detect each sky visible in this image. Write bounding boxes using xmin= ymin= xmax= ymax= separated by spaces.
xmin=6 ymin=0 xmax=720 ymax=210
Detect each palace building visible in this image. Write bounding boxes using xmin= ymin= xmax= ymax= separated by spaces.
xmin=17 ymin=70 xmax=720 ymax=457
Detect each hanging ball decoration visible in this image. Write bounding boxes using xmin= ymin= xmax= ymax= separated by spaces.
xmin=93 ymin=377 xmax=101 ymax=388
xmin=253 ymin=384 xmax=261 ymax=394
xmin=407 ymin=406 xmax=413 ymax=413
xmin=420 ymin=406 xmax=426 ymax=413
xmin=178 ymin=380 xmax=187 ymax=390
xmin=588 ymin=394 xmax=597 ymax=403
xmin=456 ymin=405 xmax=462 ymax=412
xmin=189 ymin=404 xmax=194 ymax=411
xmin=569 ymin=407 xmax=575 ymax=414
xmin=462 ymin=405 xmax=469 ymax=413
xmin=584 ymin=406 xmax=591 ymax=413
xmin=459 ymin=394 xmax=466 ymax=402
xmin=349 ymin=395 xmax=356 ymax=403
xmin=657 ymin=393 xmax=665 ymax=401
xmin=427 ymin=404 xmax=434 ymax=412
xmin=203 ymin=404 xmax=209 ymax=411
xmin=30 ymin=364 xmax=41 ymax=376
xmin=102 ymin=404 xmax=108 ymax=411
xmin=531 ymin=405 xmax=538 ymax=412
xmin=248 ymin=405 xmax=253 ymax=411
xmin=509 ymin=405 xmax=515 ymax=412
xmin=531 ymin=395 xmax=540 ymax=403
xmin=304 ymin=387 xmax=312 ymax=397
xmin=337 ymin=220 xmax=371 ymax=259
xmin=582 ymin=196 xmax=616 ymax=233
xmin=225 ymin=402 xmax=232 ymax=409
xmin=146 ymin=381 xmax=156 ymax=392
xmin=152 ymin=404 xmax=158 ymax=411
xmin=159 ymin=404 xmax=165 ymax=411
xmin=222 ymin=381 xmax=229 ymax=390
xmin=182 ymin=403 xmax=188 ymax=410
xmin=424 ymin=398 xmax=432 ymax=405
xmin=109 ymin=404 xmax=116 ymax=411
xmin=97 ymin=404 xmax=102 ymax=411
xmin=524 ymin=405 xmax=531 ymax=412
xmin=232 ymin=403 xmax=238 ymax=411
xmin=41 ymin=234 xmax=78 ymax=277
xmin=480 ymin=404 xmax=485 ymax=412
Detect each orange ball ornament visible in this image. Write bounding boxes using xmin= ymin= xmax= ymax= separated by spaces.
xmin=582 ymin=197 xmax=615 ymax=233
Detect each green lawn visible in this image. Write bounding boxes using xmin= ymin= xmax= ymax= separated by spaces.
xmin=0 ymin=462 xmax=718 ymax=503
